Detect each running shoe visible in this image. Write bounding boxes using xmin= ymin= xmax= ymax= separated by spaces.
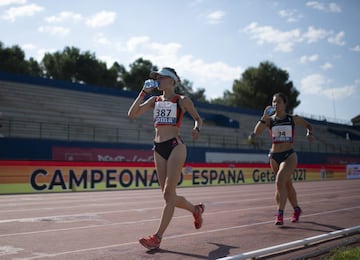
xmin=291 ymin=208 xmax=302 ymax=223
xmin=275 ymin=214 xmax=284 ymax=225
xmin=139 ymin=234 xmax=161 ymax=250
xmin=193 ymin=203 xmax=205 ymax=229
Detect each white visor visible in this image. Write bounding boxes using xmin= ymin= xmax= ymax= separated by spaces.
xmin=150 ymin=68 xmax=178 ymax=82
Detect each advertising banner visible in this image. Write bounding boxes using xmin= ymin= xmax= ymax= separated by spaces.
xmin=0 ymin=161 xmax=347 ymax=194
xmin=346 ymin=164 xmax=360 ymax=179
xmin=52 ymin=147 xmax=154 ymax=162
xmin=205 ymin=152 xmax=269 ymax=163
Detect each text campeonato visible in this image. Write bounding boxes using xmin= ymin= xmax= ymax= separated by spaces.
xmin=30 ymin=167 xmax=306 ymax=191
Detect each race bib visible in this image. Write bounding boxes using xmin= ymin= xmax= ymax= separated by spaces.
xmin=154 ymin=101 xmax=177 ymax=125
xmin=271 ymin=125 xmax=293 ymax=143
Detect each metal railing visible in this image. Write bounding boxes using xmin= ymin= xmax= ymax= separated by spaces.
xmin=0 ymin=118 xmax=359 ymax=154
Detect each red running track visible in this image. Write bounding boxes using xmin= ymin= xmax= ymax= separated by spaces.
xmin=0 ymin=179 xmax=359 ymax=260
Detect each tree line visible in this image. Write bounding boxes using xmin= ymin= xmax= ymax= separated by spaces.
xmin=0 ymin=41 xmax=300 ymax=113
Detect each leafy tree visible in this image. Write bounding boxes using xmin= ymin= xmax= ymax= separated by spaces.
xmin=176 ymin=79 xmax=207 ymax=102
xmin=106 ymin=61 xmax=126 ymax=89
xmin=220 ymin=61 xmax=300 ymax=113
xmin=211 ymin=90 xmax=233 ymax=106
xmin=0 ymin=42 xmax=30 ymax=74
xmin=41 ymin=46 xmax=120 ymax=88
xmin=121 ymin=58 xmax=156 ymax=91
xmin=75 ymin=50 xmax=100 ymax=83
xmin=27 ymin=57 xmax=43 ymax=77
xmin=42 ymin=47 xmax=75 ymax=81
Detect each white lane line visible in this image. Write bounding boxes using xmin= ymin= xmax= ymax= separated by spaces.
xmin=1 ymin=193 xmax=359 ymax=223
xmin=0 ymin=205 xmax=277 ymax=237
xmin=1 ymin=205 xmax=359 ymax=238
xmin=0 ymin=190 xmax=266 ymax=207
xmin=0 ymin=245 xmax=24 ymax=256
xmin=0 ymin=206 xmax=161 ymax=224
xmin=12 ymin=241 xmax=138 ymax=260
xmin=1 ymin=189 xmax=359 ymax=214
xmin=1 ymin=183 xmax=358 ymax=206
xmin=1 ymin=192 xmax=359 ymax=223
xmin=10 ymin=205 xmax=360 ymax=260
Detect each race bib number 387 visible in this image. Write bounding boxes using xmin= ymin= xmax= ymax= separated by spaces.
xmin=154 ymin=101 xmax=177 ymax=125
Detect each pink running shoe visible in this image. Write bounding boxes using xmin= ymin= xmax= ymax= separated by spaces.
xmin=139 ymin=234 xmax=161 ymax=250
xmin=275 ymin=214 xmax=284 ymax=225
xmin=193 ymin=204 xmax=205 ymax=229
xmin=291 ymin=208 xmax=302 ymax=223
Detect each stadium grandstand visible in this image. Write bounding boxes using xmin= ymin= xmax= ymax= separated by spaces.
xmin=0 ymin=71 xmax=359 ymax=164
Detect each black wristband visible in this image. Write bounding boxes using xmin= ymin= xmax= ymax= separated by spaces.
xmin=195 ymin=127 xmax=200 ymax=133
xmin=259 ymin=119 xmax=266 ymax=124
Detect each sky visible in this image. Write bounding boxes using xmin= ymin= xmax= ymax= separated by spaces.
xmin=0 ymin=0 xmax=359 ymax=124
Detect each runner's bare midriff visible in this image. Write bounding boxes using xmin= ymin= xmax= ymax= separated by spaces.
xmin=154 ymin=125 xmax=181 ymax=142
xmin=271 ymin=142 xmax=294 ymax=153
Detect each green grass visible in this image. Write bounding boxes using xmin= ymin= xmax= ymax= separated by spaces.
xmin=322 ymin=245 xmax=360 ymax=260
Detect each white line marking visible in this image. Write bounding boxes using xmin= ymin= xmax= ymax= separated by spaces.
xmin=0 ymin=246 xmax=24 ymax=256
xmin=0 ymin=184 xmax=358 ymax=209
xmin=9 ymin=205 xmax=360 ymax=260
xmin=1 ymin=193 xmax=359 ymax=224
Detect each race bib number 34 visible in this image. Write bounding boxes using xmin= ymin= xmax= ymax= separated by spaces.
xmin=272 ymin=125 xmax=293 ymax=142
xmin=154 ymin=101 xmax=177 ymax=125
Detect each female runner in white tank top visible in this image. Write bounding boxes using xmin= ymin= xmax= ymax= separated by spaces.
xmin=128 ymin=67 xmax=204 ymax=250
